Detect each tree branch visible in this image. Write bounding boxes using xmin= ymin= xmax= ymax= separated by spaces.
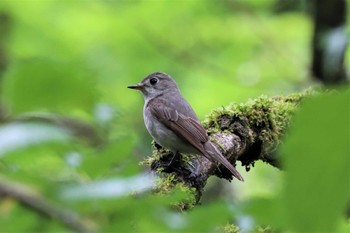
xmin=146 ymin=90 xmax=315 ymax=198
xmin=0 ymin=177 xmax=94 ymax=233
xmin=3 ymin=112 xmax=103 ymax=147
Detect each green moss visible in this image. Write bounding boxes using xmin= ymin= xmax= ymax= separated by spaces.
xmin=221 ymin=224 xmax=240 ymax=233
xmin=203 ymin=89 xmax=315 ymax=159
xmin=221 ymin=224 xmax=275 ymax=233
xmin=254 ymin=225 xmax=275 ymax=233
xmin=209 ymin=136 xmax=226 ymax=151
xmin=155 ymin=173 xmax=197 ymax=210
xmin=140 ymin=141 xmax=198 ymax=209
xmin=139 ymin=141 xmax=170 ymax=168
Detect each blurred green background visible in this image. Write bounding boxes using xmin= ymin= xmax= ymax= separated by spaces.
xmin=0 ymin=0 xmax=349 ymax=232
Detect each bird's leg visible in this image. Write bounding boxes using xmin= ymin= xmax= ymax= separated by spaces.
xmin=161 ymin=151 xmax=179 ymax=167
xmin=168 ymin=151 xmax=180 ymax=166
xmin=215 ymin=162 xmax=222 ymax=172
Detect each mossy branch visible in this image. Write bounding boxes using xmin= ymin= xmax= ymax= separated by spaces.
xmin=143 ymin=90 xmax=315 ymax=200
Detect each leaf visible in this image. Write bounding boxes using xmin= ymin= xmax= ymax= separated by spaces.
xmin=244 ymin=197 xmax=286 ymax=229
xmin=81 ymin=134 xmax=137 ymax=177
xmin=184 ymin=201 xmax=233 ymax=233
xmin=280 ymin=89 xmax=350 ymax=232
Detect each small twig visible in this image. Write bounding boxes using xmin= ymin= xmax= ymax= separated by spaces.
xmin=5 ymin=112 xmax=103 ymax=147
xmin=0 ymin=177 xmax=93 ymax=233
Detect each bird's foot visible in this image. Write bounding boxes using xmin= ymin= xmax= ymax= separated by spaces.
xmin=160 ymin=151 xmax=179 ymax=167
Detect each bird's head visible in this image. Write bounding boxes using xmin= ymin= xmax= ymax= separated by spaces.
xmin=128 ymin=72 xmax=179 ymax=100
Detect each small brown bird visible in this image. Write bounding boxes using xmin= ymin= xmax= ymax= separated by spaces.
xmin=128 ymin=72 xmax=243 ymax=181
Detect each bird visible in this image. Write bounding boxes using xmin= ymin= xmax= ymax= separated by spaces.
xmin=128 ymin=72 xmax=244 ymax=181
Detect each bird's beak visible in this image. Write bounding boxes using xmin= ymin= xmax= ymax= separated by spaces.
xmin=127 ymin=83 xmax=143 ymax=90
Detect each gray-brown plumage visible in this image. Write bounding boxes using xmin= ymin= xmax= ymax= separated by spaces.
xmin=128 ymin=72 xmax=244 ymax=181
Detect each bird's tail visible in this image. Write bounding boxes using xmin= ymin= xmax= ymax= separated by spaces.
xmin=204 ymin=141 xmax=244 ymax=181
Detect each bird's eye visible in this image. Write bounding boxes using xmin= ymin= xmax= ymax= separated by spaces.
xmin=150 ymin=78 xmax=158 ymax=85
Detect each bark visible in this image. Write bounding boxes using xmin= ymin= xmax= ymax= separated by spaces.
xmin=311 ymin=0 xmax=348 ymax=84
xmin=147 ymin=90 xmax=314 ymax=199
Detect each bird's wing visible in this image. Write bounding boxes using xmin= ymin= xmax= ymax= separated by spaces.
xmin=149 ymin=100 xmax=244 ymax=181
xmin=149 ymin=101 xmax=210 ymax=157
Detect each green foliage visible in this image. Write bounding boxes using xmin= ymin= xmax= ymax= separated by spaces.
xmin=281 ymin=89 xmax=350 ymax=232
xmin=3 ymin=59 xmax=98 ymax=115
